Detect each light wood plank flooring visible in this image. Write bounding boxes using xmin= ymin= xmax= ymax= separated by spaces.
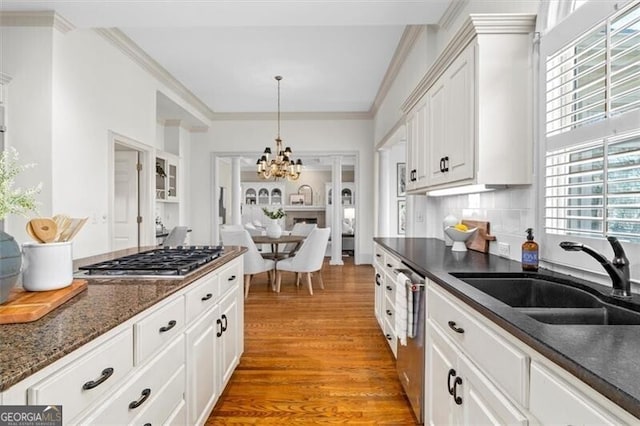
xmin=207 ymin=257 xmax=417 ymax=425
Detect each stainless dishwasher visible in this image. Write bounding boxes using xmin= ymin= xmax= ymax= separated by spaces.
xmin=395 ymin=266 xmax=426 ymax=424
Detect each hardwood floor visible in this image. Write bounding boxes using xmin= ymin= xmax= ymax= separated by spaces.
xmin=207 ymin=257 xmax=417 ymax=425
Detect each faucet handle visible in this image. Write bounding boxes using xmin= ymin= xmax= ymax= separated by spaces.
xmin=607 ymin=236 xmax=629 ymax=265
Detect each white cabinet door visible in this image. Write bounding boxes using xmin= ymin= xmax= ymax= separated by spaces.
xmin=530 ymin=361 xmax=623 ymax=425
xmin=218 ymin=286 xmax=241 ymax=389
xmin=427 ymin=44 xmax=475 ymax=187
xmin=374 ymin=267 xmax=384 ymax=328
xmin=443 ymin=44 xmax=475 ymax=185
xmin=186 ymin=308 xmax=219 ymax=426
xmin=406 ymin=95 xmax=429 ymax=192
xmin=426 ymin=78 xmax=448 ymax=187
xmin=427 ymin=323 xmax=527 ymax=426
xmin=426 ymin=323 xmax=457 ymax=426
xmin=459 ymin=354 xmax=528 ymax=426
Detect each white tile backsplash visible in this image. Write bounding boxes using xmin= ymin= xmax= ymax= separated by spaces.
xmin=426 ymin=186 xmax=536 ymax=261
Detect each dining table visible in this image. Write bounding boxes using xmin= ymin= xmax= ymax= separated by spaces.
xmin=251 ymin=234 xmax=305 ymax=260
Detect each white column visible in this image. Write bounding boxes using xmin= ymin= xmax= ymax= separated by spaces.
xmin=330 ymin=156 xmax=343 ymax=265
xmin=231 ymin=157 xmax=242 ymax=225
xmin=377 ymin=150 xmax=390 ymax=236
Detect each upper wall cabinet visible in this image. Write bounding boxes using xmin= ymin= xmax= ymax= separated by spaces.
xmin=402 ymin=14 xmax=537 ymax=194
xmin=156 ymin=152 xmax=179 ymax=202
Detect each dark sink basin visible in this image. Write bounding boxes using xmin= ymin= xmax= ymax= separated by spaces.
xmin=450 ymin=273 xmax=640 ymax=326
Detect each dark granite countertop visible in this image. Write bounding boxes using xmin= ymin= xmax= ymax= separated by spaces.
xmin=0 ymin=246 xmax=246 ymax=392
xmin=375 ymin=237 xmax=640 ymax=420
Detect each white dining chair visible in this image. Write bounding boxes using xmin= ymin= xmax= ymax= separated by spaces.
xmin=280 ymin=222 xmax=317 ymax=256
xmin=275 ymin=227 xmax=330 ymax=295
xmin=162 ymin=226 xmax=189 ymax=247
xmin=220 ymin=229 xmax=275 ymax=298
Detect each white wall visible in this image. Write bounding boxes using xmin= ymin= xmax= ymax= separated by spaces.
xmin=2 ymin=24 xmax=210 ymax=257
xmin=1 ymin=26 xmax=54 ymax=238
xmin=190 ymin=118 xmax=375 ymax=263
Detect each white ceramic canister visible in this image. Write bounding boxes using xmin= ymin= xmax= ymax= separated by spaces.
xmin=21 ymin=242 xmax=73 ymax=291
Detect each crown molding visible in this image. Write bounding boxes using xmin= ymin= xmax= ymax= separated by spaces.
xmin=0 ymin=11 xmax=74 ymax=33
xmin=369 ymin=25 xmax=424 ymax=116
xmin=211 ymin=111 xmax=372 ymax=121
xmin=438 ymin=0 xmax=469 ymax=30
xmin=375 ymin=118 xmax=406 ymax=151
xmin=96 ymin=28 xmax=216 ymax=122
xmin=401 ymin=13 xmax=536 ymax=113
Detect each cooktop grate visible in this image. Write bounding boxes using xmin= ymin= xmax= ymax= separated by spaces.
xmin=79 ymin=246 xmax=224 ymax=276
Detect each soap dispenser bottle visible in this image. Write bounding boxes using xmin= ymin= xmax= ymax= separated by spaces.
xmin=522 ymin=228 xmax=539 ymax=271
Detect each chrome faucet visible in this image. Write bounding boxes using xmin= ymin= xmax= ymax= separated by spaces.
xmin=560 ymin=237 xmax=632 ymax=299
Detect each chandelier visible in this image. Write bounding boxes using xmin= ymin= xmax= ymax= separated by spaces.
xmin=256 ymin=76 xmax=302 ymax=181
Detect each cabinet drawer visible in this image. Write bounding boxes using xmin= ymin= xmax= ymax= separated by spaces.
xmin=384 ymin=276 xmax=396 ymax=301
xmin=133 ymin=364 xmax=186 ymax=426
xmin=185 ymin=273 xmax=219 ymax=324
xmin=530 ymin=362 xmax=622 ymax=425
xmin=384 ymin=293 xmax=396 ymax=322
xmin=85 ymin=334 xmax=185 ymax=425
xmin=383 ymin=253 xmax=402 ymax=276
xmin=383 ymin=316 xmax=397 ymax=358
xmin=373 ymin=245 xmax=385 ymax=267
xmin=428 ymin=283 xmax=528 ymax=406
xmin=218 ymin=258 xmax=242 ymax=297
xmin=28 ymin=328 xmax=133 ymax=422
xmin=135 ymin=296 xmax=185 ymax=365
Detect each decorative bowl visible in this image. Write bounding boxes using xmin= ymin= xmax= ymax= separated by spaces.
xmin=444 ymin=226 xmax=478 ymax=252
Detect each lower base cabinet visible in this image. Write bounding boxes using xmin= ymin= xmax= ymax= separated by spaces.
xmin=427 ymin=322 xmax=527 ymax=426
xmin=1 ymin=256 xmax=244 ymax=426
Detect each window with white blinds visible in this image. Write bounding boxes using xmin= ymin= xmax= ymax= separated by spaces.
xmin=545 ymin=1 xmax=640 ymax=137
xmin=544 ymin=0 xmax=640 ymax=244
xmin=545 ymin=131 xmax=640 ymax=242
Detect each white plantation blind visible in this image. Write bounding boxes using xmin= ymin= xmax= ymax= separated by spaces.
xmin=545 ymin=131 xmax=640 ymax=242
xmin=545 ymin=1 xmax=640 ymax=137
xmin=543 ymin=0 xmax=640 ymax=245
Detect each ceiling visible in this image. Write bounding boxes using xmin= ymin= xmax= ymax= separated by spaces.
xmin=1 ymin=1 xmax=452 ymax=115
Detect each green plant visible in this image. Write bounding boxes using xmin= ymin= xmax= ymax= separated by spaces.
xmin=262 ymin=207 xmax=286 ymax=220
xmin=0 ymin=147 xmax=41 ymax=220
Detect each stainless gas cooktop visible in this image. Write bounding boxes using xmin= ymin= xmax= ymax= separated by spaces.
xmin=77 ymin=246 xmax=224 ymax=278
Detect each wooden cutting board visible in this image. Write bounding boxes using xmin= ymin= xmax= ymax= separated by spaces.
xmin=0 ymin=280 xmax=88 ymax=324
xmin=461 ymin=220 xmax=496 ymax=253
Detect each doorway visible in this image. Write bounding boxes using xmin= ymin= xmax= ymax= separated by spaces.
xmin=113 ymin=145 xmax=140 ymax=250
xmin=109 ymin=132 xmax=153 ymax=251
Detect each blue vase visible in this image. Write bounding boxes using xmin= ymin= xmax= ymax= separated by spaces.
xmin=0 ymin=230 xmax=22 ymax=304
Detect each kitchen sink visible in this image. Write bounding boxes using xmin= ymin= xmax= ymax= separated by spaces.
xmin=450 ymin=273 xmax=640 ymax=325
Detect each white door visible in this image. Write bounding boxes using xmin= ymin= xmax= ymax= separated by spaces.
xmin=114 ymin=150 xmax=139 ymax=250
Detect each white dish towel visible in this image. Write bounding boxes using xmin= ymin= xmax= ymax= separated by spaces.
xmin=395 ymin=272 xmax=410 ymax=346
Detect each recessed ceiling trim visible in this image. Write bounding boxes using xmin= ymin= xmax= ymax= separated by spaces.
xmin=211 ymin=111 xmax=372 ymax=121
xmin=370 ymin=25 xmax=424 ymax=116
xmin=96 ymin=28 xmax=216 ymax=122
xmin=0 ymin=11 xmax=74 ymax=33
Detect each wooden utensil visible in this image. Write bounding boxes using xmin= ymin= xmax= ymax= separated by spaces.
xmin=67 ymin=217 xmax=88 ymax=241
xmin=60 ymin=217 xmax=88 ymax=242
xmin=53 ymin=214 xmax=71 ymax=241
xmin=28 ymin=218 xmax=58 ymax=243
xmin=25 ymin=221 xmax=44 ymax=243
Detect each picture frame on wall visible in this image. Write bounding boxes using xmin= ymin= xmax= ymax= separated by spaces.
xmin=397 ymin=163 xmax=406 ymax=197
xmin=290 ymin=194 xmax=305 ymax=205
xmin=398 ymin=200 xmax=406 ymax=234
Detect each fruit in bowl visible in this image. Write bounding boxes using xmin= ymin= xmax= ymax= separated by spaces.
xmin=444 ymin=225 xmax=478 ymax=252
